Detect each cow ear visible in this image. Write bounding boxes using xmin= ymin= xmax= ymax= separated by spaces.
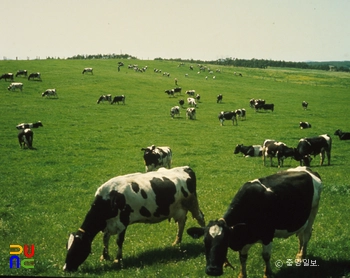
xmin=187 ymin=227 xmax=205 ymax=239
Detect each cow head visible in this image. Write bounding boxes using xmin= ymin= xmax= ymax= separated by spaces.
xmin=63 ymin=229 xmax=92 ymax=272
xmin=187 ymin=219 xmax=240 ymax=276
xmin=233 ymin=144 xmax=242 ymax=154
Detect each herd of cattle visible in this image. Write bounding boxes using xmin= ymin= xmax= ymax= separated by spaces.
xmin=3 ymin=63 xmax=349 ymax=277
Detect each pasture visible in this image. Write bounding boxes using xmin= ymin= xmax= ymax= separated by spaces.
xmin=0 ymin=59 xmax=350 ymax=277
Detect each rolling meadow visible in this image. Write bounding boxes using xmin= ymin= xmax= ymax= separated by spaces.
xmin=0 ymin=58 xmax=350 ymax=277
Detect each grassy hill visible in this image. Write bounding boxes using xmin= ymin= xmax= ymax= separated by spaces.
xmin=0 ymin=59 xmax=349 ymax=277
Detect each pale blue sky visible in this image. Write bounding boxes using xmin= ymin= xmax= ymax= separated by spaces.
xmin=1 ymin=0 xmax=349 ymax=61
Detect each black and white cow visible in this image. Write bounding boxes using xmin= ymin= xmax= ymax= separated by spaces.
xmin=262 ymin=139 xmax=297 ymax=167
xmin=296 ymin=134 xmax=332 ymax=166
xmin=300 ymin=121 xmax=311 ymax=129
xmin=173 ymin=87 xmax=182 ymax=94
xmin=141 ymin=145 xmax=172 ymax=172
xmin=63 ymin=166 xmax=206 ymax=272
xmin=82 ymin=68 xmax=93 ymax=74
xmin=18 ymin=128 xmax=33 ymax=148
xmin=218 ymin=111 xmax=237 ymax=126
xmin=16 ymin=121 xmax=43 ymax=130
xmin=111 ymin=95 xmax=125 ymax=105
xmin=233 ymin=144 xmax=262 ymax=157
xmin=186 ymin=107 xmax=196 ymax=120
xmin=165 ymin=89 xmax=174 ymax=97
xmin=334 ymin=129 xmax=350 ymax=140
xmin=170 ymin=106 xmax=180 ymax=118
xmin=187 ymin=167 xmax=322 ymax=277
xmin=97 ymin=94 xmax=112 ymax=104
xmin=28 ymin=72 xmax=41 ymax=80
xmin=195 ymin=94 xmax=201 ymax=102
xmin=16 ymin=70 xmax=27 ymax=77
xmin=187 ymin=97 xmax=197 ymax=107
xmin=0 ymin=73 xmax=14 ymax=81
xmin=217 ymin=94 xmax=223 ymax=103
xmin=8 ymin=82 xmax=23 ymax=92
xmin=42 ymin=89 xmax=58 ymax=98
xmin=302 ymin=101 xmax=308 ymax=110
xmin=255 ymin=103 xmax=274 ymax=112
xmin=186 ymin=90 xmax=195 ymax=96
xmin=250 ymin=99 xmax=265 ymax=108
xmin=235 ymin=109 xmax=246 ymax=120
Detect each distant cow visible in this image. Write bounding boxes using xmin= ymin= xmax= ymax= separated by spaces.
xmin=186 ymin=90 xmax=195 ymax=96
xmin=170 ymin=106 xmax=180 ymax=118
xmin=235 ymin=109 xmax=246 ymax=120
xmin=0 ymin=73 xmax=14 ymax=81
xmin=178 ymin=99 xmax=185 ymax=107
xmin=82 ymin=68 xmax=93 ymax=74
xmin=141 ymin=145 xmax=172 ymax=172
xmin=173 ymin=87 xmax=182 ymax=94
xmin=250 ymin=98 xmax=265 ymax=108
xmin=255 ymin=103 xmax=274 ymax=112
xmin=296 ymin=134 xmax=332 ymax=166
xmin=187 ymin=97 xmax=197 ymax=107
xmin=111 ymin=95 xmax=125 ymax=105
xmin=8 ymin=82 xmax=23 ymax=92
xmin=16 ymin=121 xmax=43 ymax=130
xmin=63 ymin=166 xmax=206 ymax=272
xmin=187 ymin=166 xmax=322 ymax=277
xmin=302 ymin=101 xmax=308 ymax=110
xmin=97 ymin=94 xmax=112 ymax=104
xmin=262 ymin=139 xmax=297 ymax=167
xmin=195 ymin=94 xmax=200 ymax=102
xmin=217 ymin=94 xmax=223 ymax=103
xmin=18 ymin=128 xmax=33 ymax=149
xmin=28 ymin=72 xmax=41 ymax=80
xmin=16 ymin=70 xmax=27 ymax=77
xmin=300 ymin=121 xmax=311 ymax=129
xmin=218 ymin=111 xmax=237 ymax=126
xmin=42 ymin=89 xmax=58 ymax=98
xmin=165 ymin=89 xmax=174 ymax=97
xmin=334 ymin=129 xmax=350 ymax=140
xmin=186 ymin=107 xmax=196 ymax=120
xmin=234 ymin=144 xmax=262 ymax=157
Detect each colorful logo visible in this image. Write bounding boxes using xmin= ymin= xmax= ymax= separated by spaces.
xmin=9 ymin=244 xmax=35 ymax=269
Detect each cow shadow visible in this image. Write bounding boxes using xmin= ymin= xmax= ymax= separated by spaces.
xmin=273 ymin=256 xmax=350 ymax=278
xmin=81 ymin=242 xmax=203 ymax=274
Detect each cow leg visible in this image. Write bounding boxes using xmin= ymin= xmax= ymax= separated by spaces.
xmin=238 ymin=244 xmax=252 ymax=278
xmin=101 ymin=231 xmax=111 ymax=261
xmin=172 ymin=214 xmax=187 ymax=245
xmin=320 ymin=150 xmax=325 ymax=166
xmin=114 ymin=229 xmax=126 ymax=263
xmin=262 ymin=243 xmax=273 ymax=278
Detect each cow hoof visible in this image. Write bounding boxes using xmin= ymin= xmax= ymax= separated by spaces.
xmin=100 ymin=254 xmax=110 ymax=261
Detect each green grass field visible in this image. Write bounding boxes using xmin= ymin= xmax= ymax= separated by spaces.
xmin=1 ymin=59 xmax=350 ymax=277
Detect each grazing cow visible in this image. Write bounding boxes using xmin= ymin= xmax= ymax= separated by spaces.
xmin=111 ymin=95 xmax=125 ymax=105
xmin=178 ymin=99 xmax=185 ymax=107
xmin=82 ymin=68 xmax=93 ymax=74
xmin=165 ymin=89 xmax=174 ymax=97
xmin=255 ymin=103 xmax=274 ymax=112
xmin=262 ymin=139 xmax=297 ymax=167
xmin=186 ymin=107 xmax=196 ymax=120
xmin=187 ymin=97 xmax=197 ymax=107
xmin=16 ymin=70 xmax=27 ymax=77
xmin=16 ymin=121 xmax=43 ymax=130
xmin=187 ymin=166 xmax=322 ymax=277
xmin=18 ymin=128 xmax=33 ymax=149
xmin=296 ymin=134 xmax=332 ymax=166
xmin=186 ymin=90 xmax=195 ymax=96
xmin=42 ymin=89 xmax=58 ymax=98
xmin=217 ymin=94 xmax=223 ymax=103
xmin=0 ymin=73 xmax=14 ymax=81
xmin=235 ymin=109 xmax=246 ymax=120
xmin=173 ymin=87 xmax=182 ymax=94
xmin=300 ymin=121 xmax=311 ymax=129
xmin=233 ymin=144 xmax=262 ymax=157
xmin=141 ymin=145 xmax=172 ymax=172
xmin=218 ymin=111 xmax=237 ymax=126
xmin=334 ymin=129 xmax=350 ymax=140
xmin=28 ymin=72 xmax=41 ymax=80
xmin=195 ymin=94 xmax=201 ymax=102
xmin=170 ymin=106 xmax=180 ymax=118
xmin=63 ymin=166 xmax=206 ymax=272
xmin=97 ymin=94 xmax=112 ymax=104
xmin=302 ymin=101 xmax=308 ymax=110
xmin=7 ymin=82 xmax=23 ymax=92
